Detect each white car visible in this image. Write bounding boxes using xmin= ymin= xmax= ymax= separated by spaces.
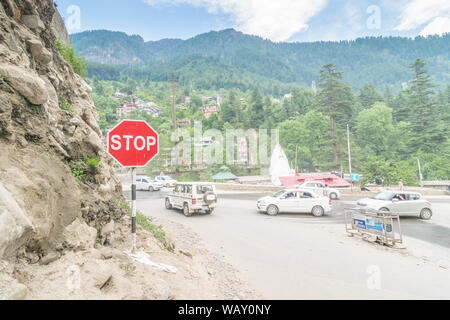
xmin=136 ymin=176 xmax=163 ymax=192
xmin=294 ymin=181 xmax=341 ymax=200
xmin=356 ymin=191 xmax=433 ymax=220
xmin=165 ymin=182 xmax=218 ymax=216
xmin=257 ymin=189 xmax=332 ymax=217
xmin=155 ymin=175 xmax=177 ymax=188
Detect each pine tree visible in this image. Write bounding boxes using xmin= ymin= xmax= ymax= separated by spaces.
xmin=317 ymin=64 xmax=355 ymax=165
xmin=404 ymin=58 xmax=443 ymax=152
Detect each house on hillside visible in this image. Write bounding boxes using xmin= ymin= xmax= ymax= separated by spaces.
xmin=177 ymin=119 xmax=191 ymax=127
xmin=116 ymin=102 xmax=138 ymax=119
xmin=203 ymin=104 xmax=221 ymax=119
xmin=116 ymin=101 xmax=162 ymax=119
xmin=114 ymin=92 xmax=126 ymax=99
xmin=283 ymin=93 xmax=293 ymax=101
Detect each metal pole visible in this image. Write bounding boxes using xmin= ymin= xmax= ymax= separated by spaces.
xmin=417 ymin=158 xmax=423 ymax=187
xmin=347 ymin=124 xmax=353 ymax=191
xmin=295 ymin=145 xmax=298 ymax=172
xmin=131 ymin=167 xmax=137 ymax=254
xmin=347 ymin=124 xmax=352 ymax=175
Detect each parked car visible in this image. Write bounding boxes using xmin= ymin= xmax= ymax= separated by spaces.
xmin=165 ymin=182 xmax=218 ymax=216
xmin=136 ymin=176 xmax=163 ymax=192
xmin=257 ymin=189 xmax=332 ymax=217
xmin=446 ymin=186 xmax=450 ymax=196
xmin=356 ymin=191 xmax=433 ymax=220
xmin=155 ymin=175 xmax=177 ymax=188
xmin=294 ymin=181 xmax=341 ymax=200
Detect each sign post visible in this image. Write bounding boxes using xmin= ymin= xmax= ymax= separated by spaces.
xmin=131 ymin=167 xmax=137 ymax=253
xmin=107 ymin=120 xmax=159 ymax=253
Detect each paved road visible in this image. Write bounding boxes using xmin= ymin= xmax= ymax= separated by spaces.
xmin=126 ymin=190 xmax=450 ymax=249
xmin=125 ymin=189 xmax=450 ymax=299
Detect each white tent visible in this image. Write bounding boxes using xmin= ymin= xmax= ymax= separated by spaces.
xmin=269 ymin=144 xmax=292 ymax=186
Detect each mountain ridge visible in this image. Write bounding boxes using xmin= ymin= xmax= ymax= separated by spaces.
xmin=70 ymin=29 xmax=450 ymax=92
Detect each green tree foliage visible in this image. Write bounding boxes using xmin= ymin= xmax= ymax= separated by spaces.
xmin=71 ymin=30 xmax=450 ymax=92
xmin=55 ymin=39 xmax=87 ymax=77
xmin=357 ymin=83 xmax=383 ymax=111
xmin=89 ymin=57 xmax=450 ymax=181
xmin=317 ymin=64 xmax=355 ymax=165
xmin=355 ymin=103 xmax=397 ymax=157
xmin=400 ymin=58 xmax=444 ymax=153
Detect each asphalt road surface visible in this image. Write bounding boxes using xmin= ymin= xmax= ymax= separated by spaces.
xmin=125 ymin=189 xmax=450 ymax=299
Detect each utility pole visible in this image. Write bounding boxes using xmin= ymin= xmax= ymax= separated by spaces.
xmin=347 ymin=124 xmax=352 ymax=175
xmin=347 ymin=124 xmax=353 ymax=191
xmin=417 ymin=158 xmax=423 ymax=187
xmin=295 ymin=145 xmax=298 ymax=173
xmin=170 ymin=74 xmax=179 ymax=130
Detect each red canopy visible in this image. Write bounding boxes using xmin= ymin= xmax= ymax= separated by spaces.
xmin=279 ymin=174 xmax=351 ymax=188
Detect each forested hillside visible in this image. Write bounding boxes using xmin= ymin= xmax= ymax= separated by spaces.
xmin=71 ymin=29 xmax=450 ymax=93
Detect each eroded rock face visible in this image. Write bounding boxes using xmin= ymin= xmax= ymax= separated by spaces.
xmin=0 ymin=0 xmax=124 ymax=262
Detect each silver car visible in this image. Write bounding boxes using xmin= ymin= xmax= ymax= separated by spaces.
xmin=294 ymin=181 xmax=341 ymax=200
xmin=356 ymin=191 xmax=433 ymax=220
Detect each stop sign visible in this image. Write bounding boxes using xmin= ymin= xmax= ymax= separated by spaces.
xmin=107 ymin=120 xmax=159 ymax=167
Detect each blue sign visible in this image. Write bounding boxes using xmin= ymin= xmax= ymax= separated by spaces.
xmin=350 ymin=174 xmax=360 ymax=182
xmin=354 ymin=219 xmax=366 ymax=230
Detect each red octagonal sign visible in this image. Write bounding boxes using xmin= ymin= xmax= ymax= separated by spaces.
xmin=107 ymin=120 xmax=159 ymax=168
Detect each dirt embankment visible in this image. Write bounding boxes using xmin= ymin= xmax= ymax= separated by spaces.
xmin=5 ymin=216 xmax=260 ymax=300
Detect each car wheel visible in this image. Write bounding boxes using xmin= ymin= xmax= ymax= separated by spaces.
xmin=183 ymin=204 xmax=192 ymax=217
xmin=165 ymin=198 xmax=172 ymax=210
xmin=205 ymin=209 xmax=213 ymax=215
xmin=149 ymin=186 xmax=154 ymax=192
xmin=329 ymin=193 xmax=338 ymax=200
xmin=420 ymin=208 xmax=432 ymax=220
xmin=312 ymin=206 xmax=325 ymax=217
xmin=267 ymin=205 xmax=279 ymax=216
xmin=378 ymin=207 xmax=390 ymax=216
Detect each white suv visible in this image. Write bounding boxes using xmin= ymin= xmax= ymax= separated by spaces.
xmin=295 ymin=181 xmax=341 ymax=200
xmin=257 ymin=189 xmax=332 ymax=217
xmin=165 ymin=182 xmax=218 ymax=217
xmin=136 ymin=176 xmax=163 ymax=192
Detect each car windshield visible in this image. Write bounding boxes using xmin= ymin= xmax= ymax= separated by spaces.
xmin=371 ymin=192 xmax=393 ymax=201
xmin=272 ymin=191 xmax=286 ymax=198
xmin=162 ymin=176 xmax=172 ymax=180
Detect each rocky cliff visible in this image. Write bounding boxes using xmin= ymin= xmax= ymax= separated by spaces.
xmin=0 ymin=0 xmax=124 ymax=264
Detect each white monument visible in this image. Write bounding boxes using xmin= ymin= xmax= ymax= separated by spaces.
xmin=269 ymin=144 xmax=292 ymax=186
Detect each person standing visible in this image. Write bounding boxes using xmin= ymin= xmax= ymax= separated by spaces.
xmin=398 ymin=179 xmax=404 ymax=191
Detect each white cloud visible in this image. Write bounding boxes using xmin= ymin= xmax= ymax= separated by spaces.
xmin=395 ymin=0 xmax=450 ymax=31
xmin=419 ymin=17 xmax=450 ymax=36
xmin=143 ymin=0 xmax=328 ymax=41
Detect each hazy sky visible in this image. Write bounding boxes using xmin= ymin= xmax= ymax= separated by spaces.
xmin=55 ymin=0 xmax=450 ymax=42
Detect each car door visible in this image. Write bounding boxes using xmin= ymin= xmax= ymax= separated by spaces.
xmin=404 ymin=193 xmax=422 ymax=215
xmin=298 ymin=191 xmax=316 ymax=212
xmin=172 ymin=185 xmax=182 ymax=207
xmin=142 ymin=179 xmax=150 ymax=190
xmin=390 ymin=193 xmax=409 ymax=214
xmin=278 ymin=192 xmax=300 ymax=213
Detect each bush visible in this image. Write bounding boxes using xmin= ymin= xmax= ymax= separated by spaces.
xmin=116 ymin=199 xmax=175 ymax=252
xmin=85 ymin=157 xmax=100 ymax=168
xmin=71 ymin=161 xmax=86 ymax=181
xmin=55 ymin=39 xmax=88 ymax=77
xmin=59 ymin=101 xmax=75 ymax=113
